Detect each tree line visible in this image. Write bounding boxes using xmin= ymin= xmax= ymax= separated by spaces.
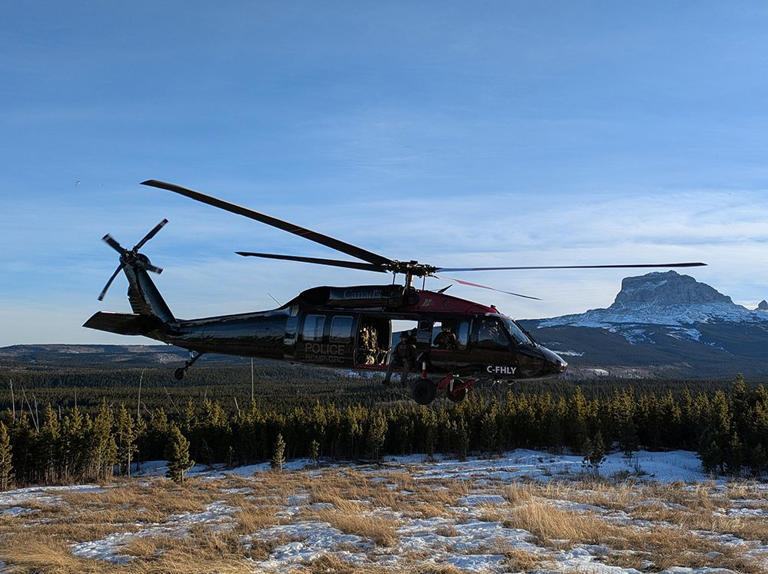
xmin=0 ymin=375 xmax=765 ymax=488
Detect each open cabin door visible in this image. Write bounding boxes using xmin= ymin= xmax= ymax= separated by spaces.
xmin=353 ymin=315 xmax=391 ymax=369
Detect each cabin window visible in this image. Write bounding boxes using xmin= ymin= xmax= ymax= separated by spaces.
xmin=330 ymin=315 xmax=354 ymax=343
xmin=474 ymin=318 xmax=510 ymax=351
xmin=284 ymin=316 xmax=298 ymax=345
xmin=303 ymin=314 xmax=325 ymax=342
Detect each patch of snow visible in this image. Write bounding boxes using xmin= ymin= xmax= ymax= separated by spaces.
xmin=0 ymin=484 xmax=104 ymax=508
xmin=555 ymin=545 xmax=642 ymax=572
xmin=246 ymin=521 xmax=368 ymax=571
xmin=70 ymin=501 xmax=238 ymax=563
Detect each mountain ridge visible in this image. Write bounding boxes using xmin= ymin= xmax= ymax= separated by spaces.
xmin=523 ymin=271 xmax=768 ymax=378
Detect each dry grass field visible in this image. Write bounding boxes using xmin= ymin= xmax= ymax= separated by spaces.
xmin=0 ymin=451 xmax=766 ymax=573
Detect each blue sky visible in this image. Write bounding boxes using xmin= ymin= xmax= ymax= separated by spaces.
xmin=1 ymin=1 xmax=767 ymax=345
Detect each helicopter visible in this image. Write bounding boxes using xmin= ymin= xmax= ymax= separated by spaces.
xmin=84 ymin=180 xmax=706 ymax=404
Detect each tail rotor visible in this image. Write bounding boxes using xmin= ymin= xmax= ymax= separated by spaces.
xmin=97 ymin=219 xmax=168 ymax=301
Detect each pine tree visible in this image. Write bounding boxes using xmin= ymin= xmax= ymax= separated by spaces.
xmin=0 ymin=422 xmax=14 ymax=490
xmin=480 ymin=405 xmax=499 ymax=454
xmin=39 ymin=404 xmax=60 ymax=484
xmin=724 ymin=431 xmax=743 ymax=476
xmin=165 ymin=424 xmax=194 ymax=484
xmin=271 ymin=433 xmax=286 ymax=472
xmin=92 ymin=400 xmax=117 ymax=481
xmin=310 ymin=439 xmax=320 ymax=465
xmin=454 ymin=417 xmax=469 ymax=461
xmin=583 ymin=430 xmax=606 ymax=475
xmin=365 ymin=412 xmax=387 ymax=462
xmin=613 ymin=391 xmax=638 ymax=457
xmin=61 ymin=406 xmax=85 ymax=482
xmin=116 ymin=404 xmax=137 ymax=477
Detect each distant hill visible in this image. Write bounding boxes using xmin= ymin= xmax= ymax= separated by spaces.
xmin=0 ymin=344 xmax=247 ymax=370
xmin=521 ymin=271 xmax=768 ymax=378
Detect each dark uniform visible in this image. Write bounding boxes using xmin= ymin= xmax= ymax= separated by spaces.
xmin=384 ymin=332 xmax=417 ymax=385
xmin=434 ymin=326 xmax=458 ymax=350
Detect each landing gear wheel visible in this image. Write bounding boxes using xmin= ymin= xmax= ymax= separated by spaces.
xmin=447 ymin=388 xmax=467 ymax=403
xmin=413 ymin=378 xmax=437 ymax=405
xmin=174 ymin=368 xmax=186 ymax=381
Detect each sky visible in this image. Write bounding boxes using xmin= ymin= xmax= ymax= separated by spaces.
xmin=1 ymin=1 xmax=768 ymax=346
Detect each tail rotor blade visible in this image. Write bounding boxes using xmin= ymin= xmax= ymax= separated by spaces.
xmin=134 ymin=218 xmax=168 ymax=251
xmin=103 ymin=234 xmax=126 ymax=255
xmin=97 ymin=264 xmax=125 ymax=301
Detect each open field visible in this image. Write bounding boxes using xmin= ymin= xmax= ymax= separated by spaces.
xmin=0 ymin=450 xmax=766 ymax=573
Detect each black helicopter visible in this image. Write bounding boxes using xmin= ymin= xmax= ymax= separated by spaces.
xmin=84 ymin=180 xmax=705 ymax=404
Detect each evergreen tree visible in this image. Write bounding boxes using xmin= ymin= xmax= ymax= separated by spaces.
xmin=115 ymin=404 xmax=137 ymax=477
xmin=454 ymin=417 xmax=469 ymax=461
xmin=165 ymin=424 xmax=194 ymax=484
xmin=613 ymin=391 xmax=638 ymax=457
xmin=39 ymin=404 xmax=60 ymax=484
xmin=583 ymin=430 xmax=606 ymax=475
xmin=310 ymin=439 xmax=320 ymax=465
xmin=271 ymin=433 xmax=286 ymax=472
xmin=0 ymin=422 xmax=14 ymax=490
xmin=480 ymin=404 xmax=499 ymax=454
xmin=365 ymin=412 xmax=387 ymax=462
xmin=724 ymin=431 xmax=743 ymax=475
xmin=91 ymin=400 xmax=117 ymax=481
xmin=60 ymin=406 xmax=85 ymax=482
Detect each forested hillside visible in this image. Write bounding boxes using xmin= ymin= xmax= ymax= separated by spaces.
xmin=0 ymin=363 xmax=765 ymax=487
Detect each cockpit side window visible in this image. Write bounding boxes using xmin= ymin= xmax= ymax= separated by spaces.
xmin=456 ymin=320 xmax=470 ymax=350
xmin=474 ymin=318 xmax=511 ymax=351
xmin=502 ymin=317 xmax=532 ymax=345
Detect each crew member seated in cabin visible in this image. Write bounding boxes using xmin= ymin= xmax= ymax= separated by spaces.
xmin=433 ymin=324 xmax=458 ymax=350
xmin=357 ymin=324 xmax=382 ymax=366
xmin=383 ymin=331 xmax=417 ymax=385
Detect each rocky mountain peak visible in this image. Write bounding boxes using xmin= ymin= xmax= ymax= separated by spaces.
xmin=610 ymin=271 xmax=732 ymax=309
xmin=758 ymin=300 xmax=768 ymax=311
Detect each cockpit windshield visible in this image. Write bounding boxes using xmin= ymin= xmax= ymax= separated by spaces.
xmin=502 ymin=317 xmax=533 ymax=345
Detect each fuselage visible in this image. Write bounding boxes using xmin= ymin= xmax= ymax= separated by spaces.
xmin=144 ymin=285 xmax=568 ymax=380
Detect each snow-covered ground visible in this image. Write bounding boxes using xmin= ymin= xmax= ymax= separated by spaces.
xmin=0 ymin=449 xmax=766 ymax=573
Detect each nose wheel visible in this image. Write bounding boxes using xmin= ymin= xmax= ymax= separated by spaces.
xmin=174 ymin=351 xmax=204 ymax=380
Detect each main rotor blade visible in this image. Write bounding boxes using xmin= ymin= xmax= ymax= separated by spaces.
xmin=142 ymin=180 xmax=394 ymax=268
xmin=436 ymin=262 xmax=707 ymax=272
xmin=102 ymin=234 xmax=126 ymax=255
xmin=134 ymin=218 xmax=168 ymax=251
xmin=97 ymin=264 xmax=125 ymax=301
xmin=236 ymin=252 xmax=389 ymax=273
xmin=437 ymin=275 xmax=541 ymax=300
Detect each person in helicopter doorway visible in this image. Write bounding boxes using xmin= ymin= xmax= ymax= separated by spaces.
xmin=433 ymin=323 xmax=458 ymax=350
xmin=383 ymin=331 xmax=417 ymax=386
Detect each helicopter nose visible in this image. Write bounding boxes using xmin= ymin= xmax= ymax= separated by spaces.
xmin=540 ymin=346 xmax=568 ymax=374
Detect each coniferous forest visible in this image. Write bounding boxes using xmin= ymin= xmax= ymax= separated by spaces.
xmin=0 ymin=362 xmax=766 ymax=488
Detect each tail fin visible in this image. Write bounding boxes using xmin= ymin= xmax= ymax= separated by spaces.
xmin=94 ymin=219 xmax=176 ymax=324
xmin=123 ymin=262 xmax=175 ymax=322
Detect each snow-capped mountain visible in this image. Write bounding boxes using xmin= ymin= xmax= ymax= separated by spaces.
xmin=540 ymin=271 xmax=767 ymax=331
xmin=521 ymin=271 xmax=768 ymax=378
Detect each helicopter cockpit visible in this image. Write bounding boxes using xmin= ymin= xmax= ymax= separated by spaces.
xmin=474 ymin=315 xmax=533 ymax=350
